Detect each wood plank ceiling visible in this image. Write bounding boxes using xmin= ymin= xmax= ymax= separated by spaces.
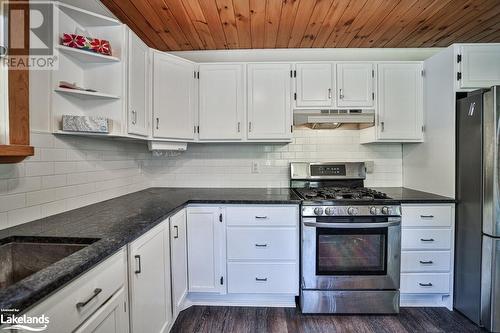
xmin=101 ymin=0 xmax=500 ymax=51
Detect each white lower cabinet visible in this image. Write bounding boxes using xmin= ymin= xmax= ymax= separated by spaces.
xmin=227 ymin=262 xmax=297 ymax=294
xmin=225 ymin=205 xmax=299 ymax=296
xmin=24 ymin=249 xmax=128 ymax=333
xmin=400 ymin=203 xmax=455 ymax=309
xmin=170 ymin=209 xmax=188 ymax=318
xmin=187 ymin=206 xmax=226 ymax=294
xmin=128 ymin=222 xmax=172 ymax=333
xmin=74 ymin=287 xmax=128 ymax=333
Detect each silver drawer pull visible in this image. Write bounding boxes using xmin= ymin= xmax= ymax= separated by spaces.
xmin=255 ymin=277 xmax=268 ymax=282
xmin=134 ymin=255 xmax=142 ymax=274
xmin=420 ymin=238 xmax=435 ymax=242
xmin=418 ymin=282 xmax=433 ymax=287
xmin=255 ymin=216 xmax=268 ymax=219
xmin=419 ymin=260 xmax=434 ymax=264
xmin=76 ymin=288 xmax=102 ymax=309
xmin=420 ymin=215 xmax=434 ymax=218
xmin=255 ymin=243 xmax=268 ymax=247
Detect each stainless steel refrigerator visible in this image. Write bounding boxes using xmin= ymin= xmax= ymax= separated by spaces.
xmin=455 ymin=86 xmax=500 ymax=331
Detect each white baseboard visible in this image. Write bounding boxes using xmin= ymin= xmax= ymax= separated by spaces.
xmin=184 ymin=293 xmax=297 ymax=308
xmin=400 ymin=294 xmax=453 ymax=310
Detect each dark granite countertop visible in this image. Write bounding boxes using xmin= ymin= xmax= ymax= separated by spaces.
xmin=0 ymin=186 xmax=452 ymax=314
xmin=0 ymin=188 xmax=300 ymax=314
xmin=372 ymin=187 xmax=455 ymax=204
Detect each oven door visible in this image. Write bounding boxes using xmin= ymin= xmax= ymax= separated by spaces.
xmin=301 ymin=216 xmax=401 ymax=290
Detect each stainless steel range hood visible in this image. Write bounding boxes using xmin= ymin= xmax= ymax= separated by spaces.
xmin=293 ymin=109 xmax=375 ymax=129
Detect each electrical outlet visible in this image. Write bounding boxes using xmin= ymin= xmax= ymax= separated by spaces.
xmin=252 ymin=161 xmax=260 ymax=173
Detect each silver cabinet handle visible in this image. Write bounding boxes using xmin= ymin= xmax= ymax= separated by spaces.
xmin=255 ymin=243 xmax=268 ymax=247
xmin=420 ymin=238 xmax=435 ymax=242
xmin=255 ymin=216 xmax=268 ymax=219
xmin=156 ymin=118 xmax=159 ymax=130
xmin=255 ymin=277 xmax=268 ymax=282
xmin=237 ymin=122 xmax=241 ymax=133
xmin=418 ymin=282 xmax=433 ymax=287
xmin=173 ymin=225 xmax=179 ymax=239
xmin=339 ymin=88 xmax=344 ymax=99
xmin=328 ymin=88 xmax=332 ymax=99
xmin=380 ymin=121 xmax=385 ymax=132
xmin=131 ymin=110 xmax=137 ymax=125
xmin=248 ymin=122 xmax=252 ymax=132
xmin=419 ymin=260 xmax=434 ymax=264
xmin=420 ymin=215 xmax=434 ymax=218
xmin=134 ymin=255 xmax=141 ymax=274
xmin=76 ymin=288 xmax=102 ymax=309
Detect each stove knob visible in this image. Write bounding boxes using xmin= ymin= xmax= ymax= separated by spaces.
xmin=381 ymin=206 xmax=390 ymax=215
xmin=325 ymin=207 xmax=336 ymax=216
xmin=370 ymin=207 xmax=377 ymax=215
xmin=314 ymin=207 xmax=324 ymax=216
xmin=347 ymin=207 xmax=358 ymax=216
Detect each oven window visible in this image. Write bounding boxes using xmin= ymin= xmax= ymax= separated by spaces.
xmin=316 ymin=227 xmax=387 ymax=275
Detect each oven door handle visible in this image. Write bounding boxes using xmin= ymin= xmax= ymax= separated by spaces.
xmin=302 ymin=219 xmax=401 ymax=229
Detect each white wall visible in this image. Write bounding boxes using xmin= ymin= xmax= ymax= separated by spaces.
xmin=147 ymin=128 xmax=402 ymax=188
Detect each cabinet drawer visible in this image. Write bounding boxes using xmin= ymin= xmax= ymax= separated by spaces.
xmin=401 ymin=251 xmax=451 ymax=272
xmin=26 ymin=249 xmax=126 ymax=333
xmin=402 ymin=205 xmax=453 ymax=227
xmin=226 ymin=206 xmax=297 ymax=226
xmin=227 ymin=227 xmax=297 ymax=260
xmin=400 ymin=273 xmax=450 ymax=294
xmin=227 ymin=262 xmax=298 ymax=294
xmin=402 ymin=229 xmax=451 ymax=250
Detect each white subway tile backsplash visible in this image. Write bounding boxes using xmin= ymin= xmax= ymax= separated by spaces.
xmin=25 ymin=162 xmax=54 ymax=177
xmin=0 ymin=132 xmax=151 ymax=229
xmin=0 ymin=194 xmax=26 ymax=212
xmin=0 ymin=128 xmax=403 ymax=229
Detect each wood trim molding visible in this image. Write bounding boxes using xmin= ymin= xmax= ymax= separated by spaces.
xmin=0 ymin=0 xmax=33 ymax=163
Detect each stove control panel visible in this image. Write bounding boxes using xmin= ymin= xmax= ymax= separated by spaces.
xmin=302 ymin=205 xmax=401 ymax=217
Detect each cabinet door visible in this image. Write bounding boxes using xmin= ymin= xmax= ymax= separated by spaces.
xmin=129 ymin=223 xmax=172 ymax=333
xmin=247 ymin=63 xmax=292 ymax=140
xmin=337 ymin=63 xmax=374 ymax=107
xmin=153 ymin=52 xmax=196 ymax=140
xmin=170 ymin=209 xmax=188 ymax=318
xmin=128 ymin=30 xmax=150 ymax=137
xmin=459 ymin=45 xmax=500 ymax=89
xmin=187 ymin=206 xmax=226 ymax=293
xmin=198 ymin=64 xmax=244 ymax=140
xmin=74 ymin=287 xmax=128 ymax=333
xmin=295 ymin=63 xmax=334 ymax=107
xmin=377 ymin=63 xmax=423 ymax=141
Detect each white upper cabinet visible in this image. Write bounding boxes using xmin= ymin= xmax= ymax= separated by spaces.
xmin=187 ymin=206 xmax=226 ymax=294
xmin=458 ymin=44 xmax=500 ymax=89
xmin=152 ymin=52 xmax=196 ymax=140
xmin=247 ymin=63 xmax=292 ymax=140
xmin=377 ymin=63 xmax=423 ymax=141
xmin=128 ymin=222 xmax=172 ymax=333
xmin=127 ymin=29 xmax=150 ymax=137
xmin=336 ymin=63 xmax=374 ymax=107
xmin=170 ymin=209 xmax=188 ymax=318
xmin=295 ymin=63 xmax=334 ymax=108
xmin=198 ymin=64 xmax=244 ymax=140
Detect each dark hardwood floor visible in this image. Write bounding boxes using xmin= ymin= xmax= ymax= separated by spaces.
xmin=171 ymin=306 xmax=485 ymax=333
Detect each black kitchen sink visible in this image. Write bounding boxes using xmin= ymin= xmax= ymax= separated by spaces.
xmin=0 ymin=236 xmax=99 ymax=289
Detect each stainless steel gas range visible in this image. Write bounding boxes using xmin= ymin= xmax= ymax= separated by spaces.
xmin=291 ymin=162 xmax=401 ymax=314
